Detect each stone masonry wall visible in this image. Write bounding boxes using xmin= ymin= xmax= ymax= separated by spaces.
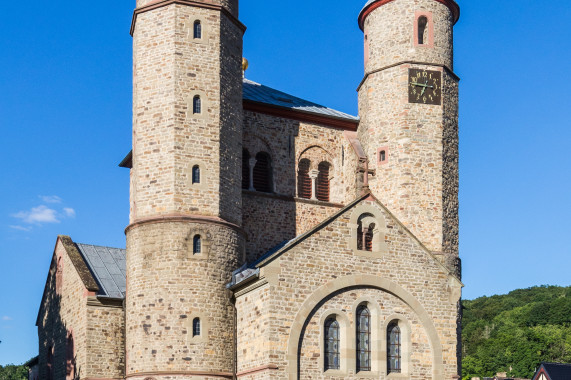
xmin=235 ymin=199 xmax=461 ymax=379
xmin=136 ymin=0 xmax=239 ymax=19
xmin=38 ymin=240 xmax=88 ymax=380
xmin=86 ymin=303 xmax=125 ymax=378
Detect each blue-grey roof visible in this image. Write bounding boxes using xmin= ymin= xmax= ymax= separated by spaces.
xmin=76 ymin=243 xmax=127 ymax=299
xmin=243 ymin=78 xmax=358 ymax=121
xmin=540 ymin=362 xmax=571 ymax=379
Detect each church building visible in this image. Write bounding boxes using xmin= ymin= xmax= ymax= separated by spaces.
xmin=35 ymin=0 xmax=463 ymax=379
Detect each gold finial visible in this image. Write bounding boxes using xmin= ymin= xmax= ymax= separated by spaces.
xmin=242 ymin=57 xmax=249 ymax=73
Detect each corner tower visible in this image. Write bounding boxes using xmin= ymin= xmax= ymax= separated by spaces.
xmin=357 ymin=0 xmax=460 ymax=274
xmin=126 ymin=0 xmax=245 ymax=378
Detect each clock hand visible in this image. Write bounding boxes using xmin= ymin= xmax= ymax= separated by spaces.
xmin=411 ymin=82 xmax=434 ymax=88
xmin=421 ymin=86 xmax=426 ymax=96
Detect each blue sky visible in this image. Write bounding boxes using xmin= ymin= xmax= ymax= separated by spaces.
xmin=1 ymin=0 xmax=570 ymax=366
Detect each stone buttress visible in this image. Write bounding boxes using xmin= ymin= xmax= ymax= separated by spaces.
xmin=126 ymin=0 xmax=245 ymax=378
xmin=357 ymin=0 xmax=461 ymax=275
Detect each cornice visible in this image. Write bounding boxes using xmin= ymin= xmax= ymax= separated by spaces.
xmin=125 ymin=214 xmax=247 ymax=238
xmin=130 ymin=0 xmax=246 ymax=37
xmin=358 ymin=0 xmax=460 ymax=31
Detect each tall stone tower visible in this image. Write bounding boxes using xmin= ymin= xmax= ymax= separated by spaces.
xmin=357 ymin=0 xmax=461 ymax=273
xmin=126 ymin=0 xmax=245 ymax=378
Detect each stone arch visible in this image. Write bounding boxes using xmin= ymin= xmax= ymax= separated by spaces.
xmin=244 ymin=133 xmax=274 ymax=159
xmin=285 ymin=274 xmax=444 ymax=380
xmin=349 ymin=203 xmax=388 ymax=256
xmin=297 ymin=145 xmax=334 ymax=173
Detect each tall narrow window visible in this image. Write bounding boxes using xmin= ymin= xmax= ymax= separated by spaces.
xmin=324 ymin=318 xmax=340 ymax=371
xmin=365 ymin=223 xmax=375 ymax=252
xmin=356 ymin=305 xmax=371 ymax=372
xmin=379 ymin=150 xmax=386 ymax=162
xmin=193 ymin=20 xmax=202 ymax=39
xmin=193 ymin=95 xmax=201 ymax=114
xmin=47 ymin=346 xmax=54 ymax=380
xmin=66 ymin=334 xmax=75 ymax=378
xmin=193 ymin=235 xmax=201 ymax=255
xmin=192 ymin=317 xmax=201 ymax=337
xmin=242 ymin=149 xmax=250 ymax=190
xmin=253 ymin=152 xmax=272 ymax=193
xmin=387 ymin=322 xmax=402 ymax=374
xmin=418 ymin=16 xmax=428 ymax=45
xmin=192 ymin=165 xmax=200 ymax=184
xmin=298 ymin=159 xmax=312 ymax=199
xmin=357 ymin=222 xmax=364 ymax=251
xmin=316 ymin=162 xmax=331 ymax=202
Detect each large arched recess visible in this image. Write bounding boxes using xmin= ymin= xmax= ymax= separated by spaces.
xmin=285 ymin=274 xmax=444 ymax=379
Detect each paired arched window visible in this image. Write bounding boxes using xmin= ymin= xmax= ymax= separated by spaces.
xmin=356 ymin=306 xmax=371 ymax=372
xmin=324 ymin=318 xmax=340 ymax=371
xmin=242 ymin=149 xmax=250 ymax=190
xmin=192 ymin=165 xmax=200 ymax=184
xmin=66 ymin=334 xmax=75 ymax=378
xmin=387 ymin=322 xmax=402 ymax=374
xmin=193 ymin=95 xmax=201 ymax=114
xmin=297 ymin=159 xmax=311 ymax=199
xmin=193 ymin=20 xmax=202 ymax=39
xmin=417 ymin=16 xmax=428 ymax=45
xmin=192 ymin=317 xmax=201 ymax=337
xmin=193 ymin=235 xmax=201 ymax=255
xmin=253 ymin=152 xmax=272 ymax=193
xmin=316 ymin=162 xmax=331 ymax=202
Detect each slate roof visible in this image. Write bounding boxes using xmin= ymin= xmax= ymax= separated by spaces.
xmin=76 ymin=243 xmax=127 ymax=299
xmin=538 ymin=362 xmax=571 ymax=379
xmin=243 ymin=79 xmax=358 ymax=121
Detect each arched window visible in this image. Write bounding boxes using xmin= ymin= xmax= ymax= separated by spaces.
xmin=317 ymin=162 xmax=331 ymax=202
xmin=192 ymin=165 xmax=200 ymax=184
xmin=192 ymin=317 xmax=201 ymax=337
xmin=418 ymin=16 xmax=428 ymax=45
xmin=356 ymin=305 xmax=371 ymax=372
xmin=193 ymin=20 xmax=202 ymax=39
xmin=297 ymin=159 xmax=311 ymax=199
xmin=193 ymin=235 xmax=201 ymax=255
xmin=379 ymin=150 xmax=386 ymax=163
xmin=47 ymin=346 xmax=54 ymax=380
xmin=387 ymin=322 xmax=402 ymax=374
xmin=193 ymin=95 xmax=201 ymax=114
xmin=253 ymin=152 xmax=272 ymax=193
xmin=357 ymin=216 xmax=375 ymax=252
xmin=66 ymin=334 xmax=75 ymax=378
xmin=242 ymin=149 xmax=250 ymax=190
xmin=324 ymin=318 xmax=340 ymax=371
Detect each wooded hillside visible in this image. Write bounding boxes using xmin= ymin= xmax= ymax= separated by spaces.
xmin=462 ymin=285 xmax=571 ymax=379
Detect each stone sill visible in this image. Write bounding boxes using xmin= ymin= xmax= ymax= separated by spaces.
xmin=242 ymin=189 xmax=344 ymax=208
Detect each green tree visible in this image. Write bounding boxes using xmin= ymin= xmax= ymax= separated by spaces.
xmin=0 ymin=364 xmax=29 ymax=380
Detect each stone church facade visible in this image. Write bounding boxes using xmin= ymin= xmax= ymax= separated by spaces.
xmin=35 ymin=0 xmax=463 ymax=379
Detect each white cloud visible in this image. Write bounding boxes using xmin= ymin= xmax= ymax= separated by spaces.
xmin=40 ymin=195 xmax=62 ymax=204
xmin=9 ymin=225 xmax=32 ymax=232
xmin=12 ymin=205 xmax=60 ymax=224
xmin=2 ymin=316 xmax=12 ymax=321
xmin=64 ymin=208 xmax=76 ymax=218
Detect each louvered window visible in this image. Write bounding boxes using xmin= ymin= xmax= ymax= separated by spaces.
xmin=356 ymin=305 xmax=371 ymax=372
xmin=298 ymin=159 xmax=311 ymax=199
xmin=324 ymin=318 xmax=340 ymax=371
xmin=253 ymin=152 xmax=272 ymax=193
xmin=387 ymin=322 xmax=402 ymax=374
xmin=242 ymin=149 xmax=250 ymax=190
xmin=365 ymin=223 xmax=375 ymax=252
xmin=317 ymin=162 xmax=330 ymax=202
xmin=194 ymin=20 xmax=202 ymax=39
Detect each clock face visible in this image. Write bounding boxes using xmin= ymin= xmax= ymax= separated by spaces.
xmin=408 ymin=68 xmax=442 ymax=105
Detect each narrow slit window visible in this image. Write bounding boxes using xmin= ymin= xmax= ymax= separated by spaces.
xmin=193 ymin=95 xmax=201 ymax=114
xmin=193 ymin=235 xmax=201 ymax=255
xmin=356 ymin=305 xmax=371 ymax=372
xmin=418 ymin=16 xmax=428 ymax=45
xmin=192 ymin=165 xmax=200 ymax=184
xmin=357 ymin=222 xmax=364 ymax=251
xmin=324 ymin=318 xmax=340 ymax=371
xmin=365 ymin=223 xmax=375 ymax=252
xmin=192 ymin=317 xmax=201 ymax=336
xmin=193 ymin=20 xmax=202 ymax=39
xmin=380 ymin=150 xmax=386 ymax=162
xmin=387 ymin=322 xmax=402 ymax=374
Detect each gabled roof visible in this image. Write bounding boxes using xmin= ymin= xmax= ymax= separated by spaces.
xmin=228 ymin=192 xmax=462 ymax=290
xmin=536 ymin=362 xmax=571 ymax=379
xmin=243 ymin=79 xmax=358 ymax=122
xmin=76 ymin=243 xmax=127 ymax=299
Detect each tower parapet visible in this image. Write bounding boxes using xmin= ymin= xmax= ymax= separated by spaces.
xmin=357 ymin=0 xmax=460 ymax=272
